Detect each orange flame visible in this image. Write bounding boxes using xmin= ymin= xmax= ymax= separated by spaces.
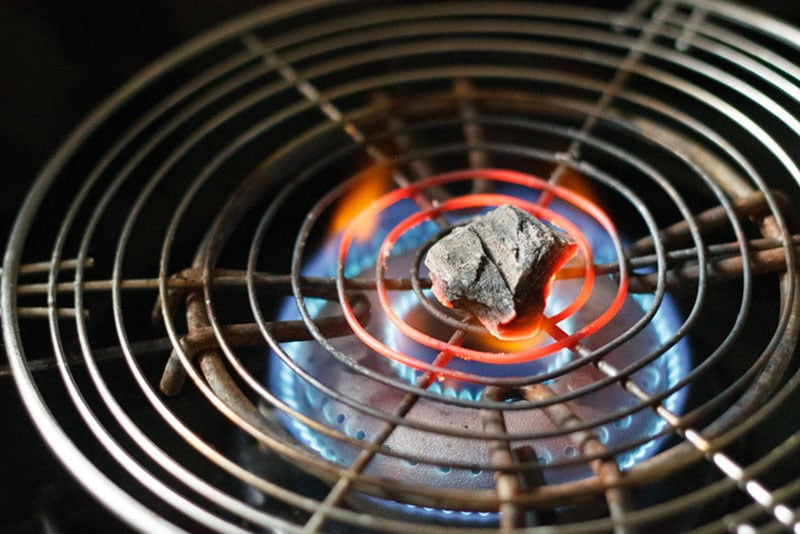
xmin=470 ymin=329 xmax=550 ymax=353
xmin=555 ymin=167 xmax=596 ymax=200
xmin=329 ymin=164 xmax=391 ymax=240
xmin=552 ymin=169 xmax=596 ymax=280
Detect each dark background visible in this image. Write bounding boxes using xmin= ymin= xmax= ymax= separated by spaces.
xmin=2 ymin=0 xmax=798 ymax=246
xmin=1 ymin=1 xmax=798 ymax=532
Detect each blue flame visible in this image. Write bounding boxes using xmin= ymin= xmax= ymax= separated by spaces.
xmin=268 ymin=184 xmax=691 ymax=522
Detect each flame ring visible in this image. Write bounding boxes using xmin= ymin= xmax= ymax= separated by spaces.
xmin=336 ymin=169 xmax=629 ymax=378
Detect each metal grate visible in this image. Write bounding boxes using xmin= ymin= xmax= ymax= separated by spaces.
xmin=3 ymin=0 xmax=800 ymax=532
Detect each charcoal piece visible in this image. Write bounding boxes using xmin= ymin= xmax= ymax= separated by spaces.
xmin=424 ymin=204 xmax=577 ymax=340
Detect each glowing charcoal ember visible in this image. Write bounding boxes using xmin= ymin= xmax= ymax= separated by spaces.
xmin=424 ymin=204 xmax=577 ymax=340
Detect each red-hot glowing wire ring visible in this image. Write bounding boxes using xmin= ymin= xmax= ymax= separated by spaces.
xmin=374 ymin=194 xmax=592 ymax=364
xmin=335 ymin=169 xmax=629 ymax=379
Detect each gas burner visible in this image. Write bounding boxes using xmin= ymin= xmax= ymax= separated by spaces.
xmin=4 ymin=1 xmax=800 ymax=533
xmin=272 ymin=170 xmax=692 ymax=520
xmin=270 ymin=169 xmax=691 ymax=506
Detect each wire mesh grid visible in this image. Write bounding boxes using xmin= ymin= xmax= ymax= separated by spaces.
xmin=3 ymin=0 xmax=800 ymax=532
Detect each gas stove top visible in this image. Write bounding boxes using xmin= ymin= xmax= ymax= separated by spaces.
xmin=3 ymin=1 xmax=800 ymax=532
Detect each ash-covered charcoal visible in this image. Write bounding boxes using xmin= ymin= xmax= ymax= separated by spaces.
xmin=424 ymin=204 xmax=577 ymax=340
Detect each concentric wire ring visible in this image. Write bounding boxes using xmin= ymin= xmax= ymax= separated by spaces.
xmin=336 ymin=170 xmax=622 ymax=373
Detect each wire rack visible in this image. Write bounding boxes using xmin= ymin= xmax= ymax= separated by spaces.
xmin=3 ymin=0 xmax=800 ymax=532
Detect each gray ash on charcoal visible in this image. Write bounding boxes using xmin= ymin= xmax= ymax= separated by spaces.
xmin=424 ymin=204 xmax=577 ymax=340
